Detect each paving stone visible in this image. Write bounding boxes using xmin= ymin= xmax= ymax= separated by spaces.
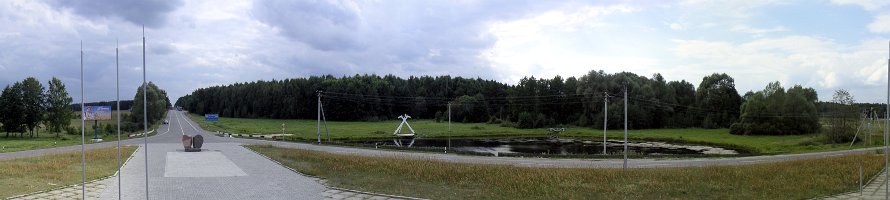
xmin=331 ymin=194 xmax=350 ymax=199
xmin=368 ymin=196 xmax=390 ymax=200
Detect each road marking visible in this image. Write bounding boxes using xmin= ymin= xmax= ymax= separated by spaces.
xmin=175 ymin=110 xmax=186 ymax=135
xmin=180 ymin=112 xmax=199 ymax=132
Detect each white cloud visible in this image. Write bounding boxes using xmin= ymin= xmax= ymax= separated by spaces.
xmin=869 ymin=14 xmax=890 ymax=33
xmin=730 ymin=24 xmax=787 ymax=35
xmin=831 ymin=0 xmax=890 ymax=10
xmin=669 ymin=22 xmax=684 ymax=30
xmin=679 ymin=0 xmax=791 ymax=18
xmin=485 ymin=5 xmax=643 ymax=82
xmin=671 ymin=36 xmax=888 ymax=101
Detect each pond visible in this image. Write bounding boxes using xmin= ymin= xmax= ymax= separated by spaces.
xmin=341 ymin=137 xmax=739 ymax=156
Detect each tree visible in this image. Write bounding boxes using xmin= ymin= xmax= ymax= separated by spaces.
xmin=46 ymin=77 xmax=73 ymax=137
xmin=695 ymin=73 xmax=743 ymax=128
xmin=826 ymin=89 xmax=857 ymax=143
xmin=1 ymin=83 xmax=25 ymax=137
xmin=21 ymin=77 xmax=45 ymax=137
xmin=132 ymin=82 xmax=171 ymax=128
xmin=730 ymin=82 xmax=819 ymax=135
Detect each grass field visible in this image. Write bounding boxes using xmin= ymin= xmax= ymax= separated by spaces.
xmin=248 ymin=145 xmax=883 ymax=200
xmin=0 ymin=111 xmax=164 ymax=153
xmin=0 ymin=146 xmax=136 ymax=198
xmin=190 ymin=114 xmax=885 ymax=155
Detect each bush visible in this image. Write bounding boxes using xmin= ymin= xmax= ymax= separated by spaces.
xmin=434 ymin=111 xmax=443 ymax=122
xmin=64 ymin=126 xmax=78 ymax=135
xmin=518 ymin=112 xmax=535 ymax=129
xmin=825 ymin=118 xmax=857 ymax=144
xmin=103 ymin=123 xmax=115 ymax=135
xmin=499 ymin=120 xmax=517 ymax=128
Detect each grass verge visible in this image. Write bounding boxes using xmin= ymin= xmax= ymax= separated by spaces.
xmin=0 ymin=146 xmax=137 ymax=197
xmin=0 ymin=111 xmax=165 ymax=153
xmin=248 ymin=145 xmax=884 ymax=200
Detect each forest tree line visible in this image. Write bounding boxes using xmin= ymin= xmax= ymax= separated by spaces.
xmin=175 ymin=71 xmax=770 ymax=131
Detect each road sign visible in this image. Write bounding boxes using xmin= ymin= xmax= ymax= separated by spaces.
xmin=205 ymin=114 xmax=219 ymax=122
xmin=83 ymin=106 xmax=112 ymax=121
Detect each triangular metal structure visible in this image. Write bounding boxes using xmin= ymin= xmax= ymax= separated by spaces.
xmin=393 ymin=114 xmax=416 ymax=137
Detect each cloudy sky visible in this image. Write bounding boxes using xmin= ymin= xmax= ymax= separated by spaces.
xmin=2 ymin=0 xmax=890 ymax=103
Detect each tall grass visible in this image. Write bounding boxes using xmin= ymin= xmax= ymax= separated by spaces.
xmin=0 ymin=146 xmax=136 ymax=197
xmin=249 ymin=145 xmax=884 ymax=200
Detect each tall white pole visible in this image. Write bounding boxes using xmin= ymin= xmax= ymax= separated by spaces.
xmin=875 ymin=42 xmax=887 ymax=198
xmin=623 ymin=84 xmax=628 ymax=171
xmin=116 ymin=39 xmax=122 ymax=200
xmin=603 ymin=93 xmax=608 ymax=155
xmin=317 ymin=92 xmax=321 ymax=144
xmin=142 ymin=26 xmax=149 ymax=200
xmin=79 ymin=41 xmax=86 ymax=200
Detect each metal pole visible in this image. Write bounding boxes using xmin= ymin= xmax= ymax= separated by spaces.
xmin=603 ymin=93 xmax=608 ymax=155
xmin=880 ymin=43 xmax=890 ymax=199
xmin=142 ymin=26 xmax=149 ymax=200
xmin=80 ymin=41 xmax=85 ymax=200
xmin=448 ymin=103 xmax=451 ymax=131
xmin=317 ymin=91 xmax=321 ymax=144
xmin=623 ymin=84 xmax=628 ymax=171
xmin=116 ymin=39 xmax=122 ymax=200
xmin=320 ymin=96 xmax=330 ymax=142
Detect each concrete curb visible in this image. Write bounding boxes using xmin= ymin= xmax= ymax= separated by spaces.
xmin=221 ymin=132 xmax=290 ymax=140
xmin=241 ymin=144 xmax=427 ymax=200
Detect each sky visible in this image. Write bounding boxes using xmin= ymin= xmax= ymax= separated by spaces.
xmin=1 ymin=0 xmax=890 ymax=103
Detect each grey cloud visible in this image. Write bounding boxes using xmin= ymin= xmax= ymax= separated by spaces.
xmin=47 ymin=0 xmax=183 ymax=28
xmin=150 ymin=42 xmax=174 ymax=55
xmin=252 ymin=0 xmax=558 ymax=79
xmin=253 ymin=0 xmax=362 ymax=51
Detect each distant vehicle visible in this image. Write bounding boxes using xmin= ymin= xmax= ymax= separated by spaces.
xmin=163 ymin=120 xmax=169 ymax=124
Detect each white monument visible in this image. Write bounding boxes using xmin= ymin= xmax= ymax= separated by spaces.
xmin=393 ymin=114 xmax=416 ymax=137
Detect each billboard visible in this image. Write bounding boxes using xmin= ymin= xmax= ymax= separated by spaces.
xmin=83 ymin=106 xmax=112 ymax=121
xmin=205 ymin=114 xmax=219 ymax=122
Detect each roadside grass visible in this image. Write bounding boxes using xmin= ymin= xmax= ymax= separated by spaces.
xmin=0 ymin=110 xmax=164 ymax=153
xmin=191 ymin=114 xmax=883 ymax=155
xmin=0 ymin=146 xmax=136 ymax=198
xmin=248 ymin=145 xmax=883 ymax=200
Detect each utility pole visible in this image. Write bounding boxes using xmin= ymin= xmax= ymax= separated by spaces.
xmin=320 ymin=95 xmax=330 ymax=143
xmin=623 ymin=84 xmax=628 ymax=172
xmin=603 ymin=92 xmax=609 ymax=155
xmin=448 ymin=102 xmax=452 ymax=131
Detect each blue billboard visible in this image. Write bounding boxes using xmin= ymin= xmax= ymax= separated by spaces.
xmin=205 ymin=114 xmax=219 ymax=122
